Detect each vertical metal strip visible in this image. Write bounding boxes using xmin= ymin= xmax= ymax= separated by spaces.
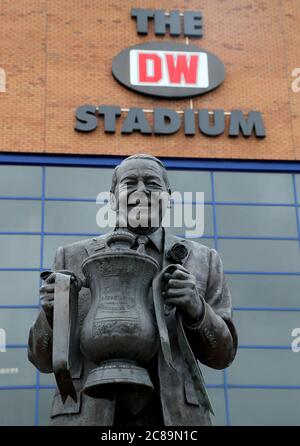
xmin=211 ymin=171 xmax=231 ymax=426
xmin=34 ymin=165 xmax=46 ymax=426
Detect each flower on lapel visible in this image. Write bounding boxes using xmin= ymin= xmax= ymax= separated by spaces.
xmin=166 ymin=242 xmax=188 ymax=264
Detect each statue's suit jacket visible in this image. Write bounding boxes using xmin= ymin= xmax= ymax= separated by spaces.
xmin=28 ymin=229 xmax=238 ymax=426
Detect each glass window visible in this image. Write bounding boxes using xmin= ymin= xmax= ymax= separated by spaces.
xmin=43 ymin=235 xmax=91 ymax=269
xmin=0 ymin=389 xmax=35 ymax=426
xmin=227 ymin=275 xmax=300 ymax=308
xmin=167 ymin=204 xmax=213 ymax=237
xmin=294 ymin=174 xmax=300 ymax=202
xmin=38 ymin=389 xmax=55 ymax=426
xmin=0 ymin=201 xmax=41 ymax=232
xmin=233 ymin=310 xmax=299 ymax=346
xmin=0 ymin=166 xmax=42 ymax=198
xmin=201 ymin=363 xmax=223 ymax=385
xmin=167 ymin=170 xmax=212 ymax=201
xmin=1 ymin=162 xmax=300 ymax=427
xmin=192 ymin=238 xmax=215 ymax=249
xmin=216 ymin=205 xmax=297 ymax=237
xmin=44 ymin=201 xmax=105 ymax=234
xmin=229 ymin=389 xmax=300 ymax=426
xmin=0 ymin=309 xmax=38 ymax=345
xmin=218 ymin=239 xmax=300 ymax=272
xmin=208 ymin=389 xmax=226 ymax=426
xmin=0 ymin=271 xmax=39 ymax=306
xmin=46 ymin=167 xmax=113 ymax=199
xmin=39 ymin=371 xmax=56 ymax=386
xmin=228 ymin=349 xmax=300 ymax=386
xmin=214 ymin=172 xmax=294 ymax=204
xmin=0 ymin=348 xmax=36 ymax=386
xmin=0 ymin=235 xmax=40 ymax=268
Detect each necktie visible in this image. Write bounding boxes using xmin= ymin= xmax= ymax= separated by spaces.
xmin=136 ymin=235 xmax=149 ymax=254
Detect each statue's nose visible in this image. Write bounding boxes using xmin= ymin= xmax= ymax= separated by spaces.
xmin=136 ymin=180 xmax=150 ymax=195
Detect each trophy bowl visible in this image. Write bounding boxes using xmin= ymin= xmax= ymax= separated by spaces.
xmin=80 ymin=231 xmax=159 ymax=410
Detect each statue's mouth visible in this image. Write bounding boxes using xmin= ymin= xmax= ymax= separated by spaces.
xmin=127 ymin=203 xmax=152 ymax=210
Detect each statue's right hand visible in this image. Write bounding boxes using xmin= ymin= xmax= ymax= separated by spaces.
xmin=40 ymin=270 xmax=78 ymax=328
xmin=40 ymin=271 xmax=56 ymax=328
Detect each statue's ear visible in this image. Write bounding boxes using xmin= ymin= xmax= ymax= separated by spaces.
xmin=110 ymin=192 xmax=117 ymax=211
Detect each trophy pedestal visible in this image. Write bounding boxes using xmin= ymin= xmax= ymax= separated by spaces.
xmin=83 ymin=359 xmax=154 ymax=414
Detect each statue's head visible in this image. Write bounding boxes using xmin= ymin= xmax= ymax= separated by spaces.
xmin=110 ymin=154 xmax=171 ymax=234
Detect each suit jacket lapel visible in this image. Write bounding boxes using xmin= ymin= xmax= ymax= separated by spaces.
xmin=84 ymin=230 xmax=114 ymax=257
xmin=85 ymin=228 xmax=191 ymax=267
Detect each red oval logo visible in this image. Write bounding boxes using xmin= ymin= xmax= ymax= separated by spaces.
xmin=112 ymin=42 xmax=225 ymax=99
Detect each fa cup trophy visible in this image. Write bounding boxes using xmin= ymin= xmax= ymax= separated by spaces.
xmin=44 ymin=229 xmax=174 ymax=414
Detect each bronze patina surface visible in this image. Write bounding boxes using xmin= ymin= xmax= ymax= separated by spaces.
xmin=28 ymin=154 xmax=237 ymax=426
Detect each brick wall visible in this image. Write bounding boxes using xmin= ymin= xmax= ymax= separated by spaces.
xmin=0 ymin=0 xmax=299 ymax=160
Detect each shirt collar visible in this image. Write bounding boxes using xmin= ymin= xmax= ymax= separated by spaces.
xmin=113 ymin=226 xmax=164 ymax=253
xmin=147 ymin=227 xmax=163 ymax=253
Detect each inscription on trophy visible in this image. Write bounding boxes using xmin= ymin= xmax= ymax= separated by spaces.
xmin=99 ymin=284 xmax=135 ymax=312
xmin=93 ymin=319 xmax=139 ymax=337
xmin=95 ymin=258 xmax=136 ymax=276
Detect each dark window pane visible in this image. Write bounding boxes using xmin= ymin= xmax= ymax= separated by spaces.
xmin=201 ymin=363 xmax=223 ymax=385
xmin=46 ymin=167 xmax=113 ymax=199
xmin=0 ymin=201 xmax=41 ymax=232
xmin=0 ymin=235 xmax=40 ymax=268
xmin=0 ymin=389 xmax=35 ymax=426
xmin=214 ymin=172 xmax=294 ymax=204
xmin=44 ymin=201 xmax=105 ymax=233
xmin=0 ymin=166 xmax=42 ymax=198
xmin=0 ymin=309 xmax=38 ymax=345
xmin=228 ymin=349 xmax=300 ymax=386
xmin=167 ymin=170 xmax=211 ymax=201
xmin=39 ymin=371 xmax=56 ymax=386
xmin=234 ymin=310 xmax=299 ymax=346
xmin=216 ymin=205 xmax=297 ymax=237
xmin=166 ymin=205 xmax=212 ymax=237
xmin=43 ymin=235 xmax=91 ymax=269
xmin=192 ymin=238 xmax=215 ymax=249
xmin=0 ymin=271 xmax=39 ymax=306
xmin=229 ymin=389 xmax=300 ymax=426
xmin=208 ymin=389 xmax=226 ymax=426
xmin=227 ymin=275 xmax=300 ymax=308
xmin=0 ymin=348 xmax=36 ymax=386
xmin=38 ymin=389 xmax=55 ymax=426
xmin=294 ymin=174 xmax=300 ymax=203
xmin=218 ymin=239 xmax=300 ymax=272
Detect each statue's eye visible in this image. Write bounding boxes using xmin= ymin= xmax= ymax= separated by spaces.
xmin=125 ymin=179 xmax=137 ymax=186
xmin=147 ymin=181 xmax=160 ymax=187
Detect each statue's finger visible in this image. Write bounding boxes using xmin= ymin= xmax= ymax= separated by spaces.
xmin=164 ymin=296 xmax=187 ymax=308
xmin=164 ymin=288 xmax=189 ymax=298
xmin=40 ymin=284 xmax=55 ymax=294
xmin=167 ymin=279 xmax=189 ymax=289
xmin=171 ymin=269 xmax=189 ymax=280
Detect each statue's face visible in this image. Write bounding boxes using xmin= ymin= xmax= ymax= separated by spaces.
xmin=112 ymin=159 xmax=170 ymax=233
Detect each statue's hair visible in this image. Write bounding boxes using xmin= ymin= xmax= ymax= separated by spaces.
xmin=110 ymin=154 xmax=171 ymax=193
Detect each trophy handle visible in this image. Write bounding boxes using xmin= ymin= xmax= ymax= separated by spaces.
xmin=153 ymin=265 xmax=214 ymax=415
xmin=41 ymin=271 xmax=82 ymax=403
xmin=152 ymin=264 xmax=177 ymax=370
xmin=176 ymin=312 xmax=214 ymax=415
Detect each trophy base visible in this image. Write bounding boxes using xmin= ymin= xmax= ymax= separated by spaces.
xmin=83 ymin=359 xmax=154 ymax=414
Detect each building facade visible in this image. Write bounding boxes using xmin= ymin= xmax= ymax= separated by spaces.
xmin=0 ymin=0 xmax=300 ymax=426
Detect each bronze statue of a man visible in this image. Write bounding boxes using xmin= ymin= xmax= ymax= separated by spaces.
xmin=28 ymin=154 xmax=237 ymax=426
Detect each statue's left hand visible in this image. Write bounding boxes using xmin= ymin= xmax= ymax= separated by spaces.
xmin=163 ymin=264 xmax=204 ymax=324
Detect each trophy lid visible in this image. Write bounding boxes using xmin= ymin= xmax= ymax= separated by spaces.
xmin=106 ymin=229 xmax=136 ymax=250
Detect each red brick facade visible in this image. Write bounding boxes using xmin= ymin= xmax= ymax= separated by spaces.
xmin=0 ymin=0 xmax=299 ymax=160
